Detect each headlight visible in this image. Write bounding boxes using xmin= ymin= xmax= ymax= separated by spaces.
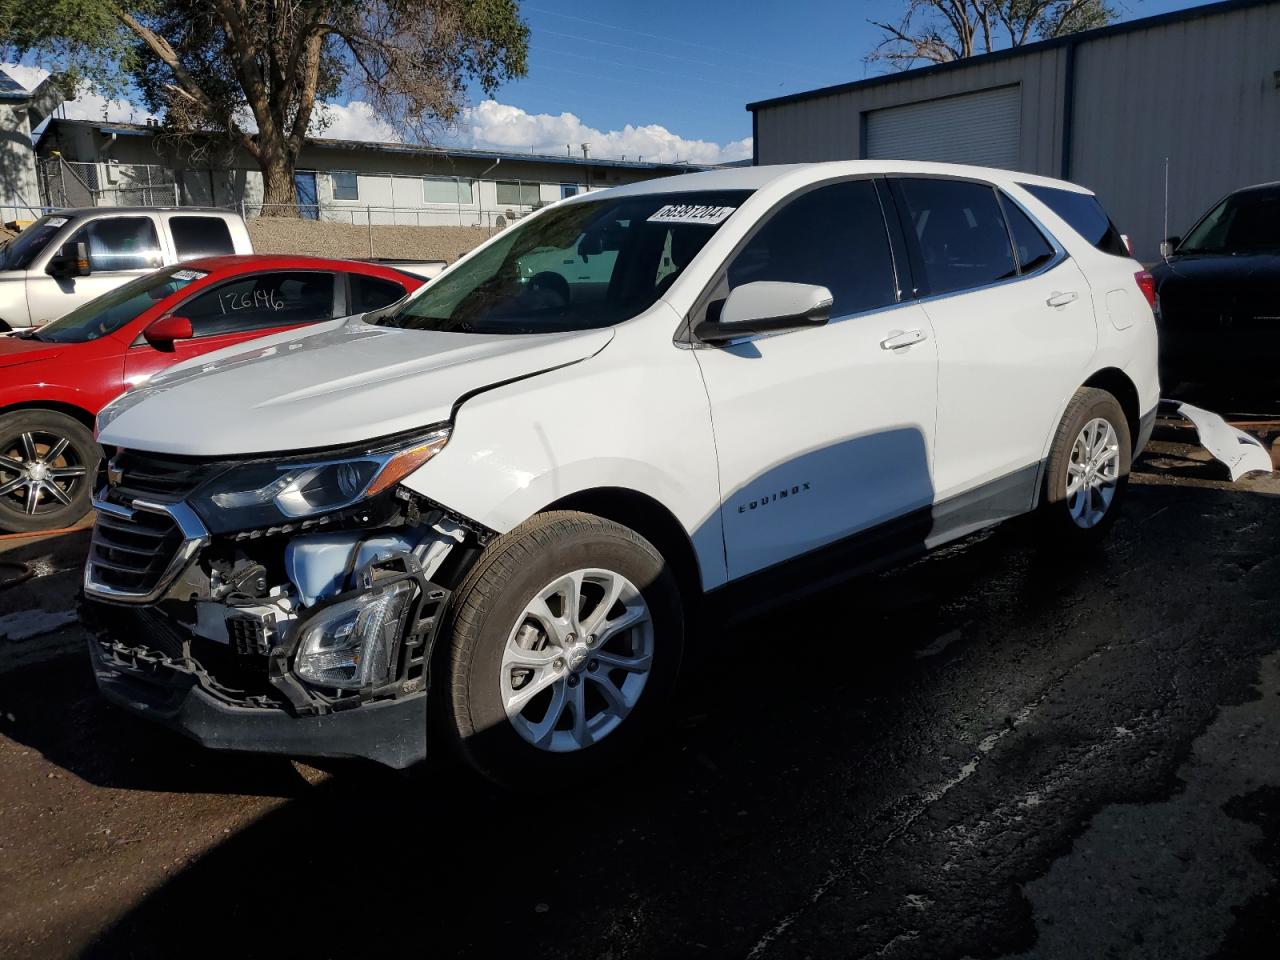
xmin=294 ymin=579 xmax=415 ymax=689
xmin=189 ymin=427 xmax=450 ymax=534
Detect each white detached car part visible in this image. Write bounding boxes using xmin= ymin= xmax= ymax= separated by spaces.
xmin=84 ymin=161 xmax=1160 ymax=784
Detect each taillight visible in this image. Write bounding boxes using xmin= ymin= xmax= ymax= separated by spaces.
xmin=1134 ymin=270 xmax=1157 ymax=309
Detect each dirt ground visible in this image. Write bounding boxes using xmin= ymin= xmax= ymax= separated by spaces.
xmin=246 ymin=218 xmax=494 ymax=264
xmin=1 ymin=420 xmax=1279 ymax=959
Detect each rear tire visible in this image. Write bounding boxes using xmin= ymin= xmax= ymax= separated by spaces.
xmin=0 ymin=410 xmax=98 ymax=533
xmin=1038 ymin=387 xmax=1131 ymax=547
xmin=439 ymin=510 xmax=684 ymax=788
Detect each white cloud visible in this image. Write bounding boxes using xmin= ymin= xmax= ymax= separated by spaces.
xmin=465 ymin=99 xmax=751 ymax=165
xmin=312 ymin=100 xmax=401 ymax=142
xmin=2 ymin=63 xmax=157 ymax=125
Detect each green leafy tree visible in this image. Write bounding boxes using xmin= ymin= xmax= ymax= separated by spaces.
xmin=870 ymin=0 xmax=1115 ymax=68
xmin=2 ymin=0 xmax=529 ymax=213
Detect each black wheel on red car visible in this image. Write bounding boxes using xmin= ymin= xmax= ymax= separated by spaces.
xmin=0 ymin=409 xmax=98 ymax=532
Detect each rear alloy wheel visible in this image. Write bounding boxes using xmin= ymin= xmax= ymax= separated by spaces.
xmin=441 ymin=511 xmax=683 ymax=787
xmin=1040 ymin=387 xmax=1131 ymax=545
xmin=0 ymin=410 xmax=98 ymax=533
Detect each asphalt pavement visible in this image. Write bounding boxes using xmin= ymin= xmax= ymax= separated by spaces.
xmin=1 ymin=424 xmax=1278 ymax=959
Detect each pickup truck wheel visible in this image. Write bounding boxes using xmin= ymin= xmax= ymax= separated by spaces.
xmin=0 ymin=410 xmax=98 ymax=533
xmin=1039 ymin=387 xmax=1131 ymax=546
xmin=440 ymin=511 xmax=683 ymax=787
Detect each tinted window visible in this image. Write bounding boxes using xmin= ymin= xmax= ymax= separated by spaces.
xmin=0 ymin=215 xmax=66 ymax=270
xmin=170 ymin=216 xmax=235 ymax=260
xmin=998 ymin=194 xmax=1057 ymax=274
xmin=381 ymin=189 xmax=751 ymax=335
xmin=1021 ymin=183 xmax=1127 ymax=257
xmin=178 ymin=271 xmax=336 ymax=337
xmin=351 ymin=274 xmax=408 ymax=313
xmin=332 ymin=171 xmax=359 ymax=201
xmin=68 ymin=217 xmax=162 ymax=272
xmin=728 ymin=180 xmax=897 ymax=317
xmin=1179 ymin=187 xmax=1280 ymax=254
xmin=893 ymin=178 xmax=1016 ymax=296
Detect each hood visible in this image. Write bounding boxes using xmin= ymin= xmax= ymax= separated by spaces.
xmin=0 ymin=332 xmax=63 ymax=370
xmin=1153 ymin=252 xmax=1280 ymax=330
xmin=98 ymin=317 xmax=613 ymax=456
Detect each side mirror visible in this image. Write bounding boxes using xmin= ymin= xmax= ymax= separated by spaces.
xmin=46 ymin=241 xmax=90 ymax=279
xmin=1160 ymin=236 xmax=1181 ymax=259
xmin=144 ymin=315 xmax=194 ymax=352
xmin=694 ymin=281 xmax=833 ymax=344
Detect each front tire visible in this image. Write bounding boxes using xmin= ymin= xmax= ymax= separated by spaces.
xmin=0 ymin=409 xmax=98 ymax=533
xmin=1039 ymin=387 xmax=1131 ymax=546
xmin=439 ymin=511 xmax=684 ymax=787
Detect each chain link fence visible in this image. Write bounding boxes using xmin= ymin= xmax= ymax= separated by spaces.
xmin=38 ymin=158 xmax=181 ymax=209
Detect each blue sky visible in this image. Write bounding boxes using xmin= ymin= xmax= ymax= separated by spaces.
xmin=4 ymin=0 xmax=1218 ymax=163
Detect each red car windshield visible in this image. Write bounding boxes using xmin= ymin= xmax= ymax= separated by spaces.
xmin=35 ymin=267 xmax=208 ymax=344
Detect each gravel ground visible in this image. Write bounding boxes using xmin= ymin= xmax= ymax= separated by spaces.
xmin=246 ymin=218 xmax=494 ymax=263
xmin=1 ymin=424 xmax=1278 ymax=959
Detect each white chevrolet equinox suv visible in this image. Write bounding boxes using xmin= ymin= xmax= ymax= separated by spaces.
xmin=84 ymin=161 xmax=1159 ymax=784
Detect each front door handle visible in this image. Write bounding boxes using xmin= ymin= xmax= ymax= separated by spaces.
xmin=1046 ymin=290 xmax=1079 ymax=308
xmin=880 ymin=329 xmax=928 ymax=350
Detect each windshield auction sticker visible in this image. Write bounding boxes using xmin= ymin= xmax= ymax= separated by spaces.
xmin=647 ymin=204 xmax=736 ymax=226
xmin=171 ymin=269 xmax=208 ymax=281
xmin=46 ymin=216 xmax=68 ymax=227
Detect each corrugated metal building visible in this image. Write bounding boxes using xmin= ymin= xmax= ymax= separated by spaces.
xmin=748 ymin=0 xmax=1280 ymax=261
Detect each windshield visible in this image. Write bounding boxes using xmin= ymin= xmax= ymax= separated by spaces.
xmin=1180 ymin=187 xmax=1280 ymax=254
xmin=36 ymin=266 xmax=207 ymax=344
xmin=0 ymin=214 xmax=71 ymax=271
xmin=374 ymin=189 xmax=752 ymax=334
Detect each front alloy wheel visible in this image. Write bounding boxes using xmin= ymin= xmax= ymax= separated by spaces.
xmin=0 ymin=411 xmax=97 ymax=532
xmin=440 ymin=511 xmax=683 ymax=787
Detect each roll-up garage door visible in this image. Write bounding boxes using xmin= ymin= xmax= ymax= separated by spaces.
xmin=865 ymin=85 xmax=1021 ymax=169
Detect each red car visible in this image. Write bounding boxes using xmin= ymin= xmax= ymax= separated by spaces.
xmin=0 ymin=255 xmax=424 ymax=531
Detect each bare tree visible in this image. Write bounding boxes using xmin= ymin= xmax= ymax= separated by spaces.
xmin=869 ymin=0 xmax=1114 ymax=69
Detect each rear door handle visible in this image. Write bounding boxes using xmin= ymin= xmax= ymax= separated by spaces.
xmin=1046 ymin=291 xmax=1079 ymax=308
xmin=880 ymin=329 xmax=928 ymax=350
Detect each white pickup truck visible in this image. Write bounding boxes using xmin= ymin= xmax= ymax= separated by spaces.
xmin=0 ymin=208 xmax=444 ymax=329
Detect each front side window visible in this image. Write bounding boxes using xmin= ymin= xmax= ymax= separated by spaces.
xmin=177 ymin=271 xmax=336 ymax=337
xmin=67 ymin=217 xmax=162 ymax=272
xmin=728 ymin=179 xmax=898 ymax=317
xmin=1021 ymin=183 xmax=1127 ymax=257
xmin=35 ymin=267 xmax=203 ymax=343
xmin=497 ymin=181 xmax=541 ymax=206
xmin=893 ymin=178 xmax=1016 ymax=296
xmin=998 ymin=194 xmax=1057 ymax=274
xmin=1179 ymin=187 xmax=1280 ymax=255
xmin=332 ymin=171 xmax=360 ymax=201
xmin=170 ymin=216 xmax=235 ymax=260
xmin=377 ymin=189 xmax=752 ymax=335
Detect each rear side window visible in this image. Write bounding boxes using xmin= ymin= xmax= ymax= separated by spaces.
xmin=998 ymin=194 xmax=1057 ymax=274
xmin=728 ymin=179 xmax=897 ymax=318
xmin=891 ymin=178 xmax=1016 ymax=296
xmin=178 ymin=271 xmax=336 ymax=337
xmin=170 ymin=217 xmax=235 ymax=259
xmin=350 ymin=274 xmax=408 ymax=314
xmin=1020 ymin=183 xmax=1127 ymax=257
xmin=67 ymin=217 xmax=162 ymax=272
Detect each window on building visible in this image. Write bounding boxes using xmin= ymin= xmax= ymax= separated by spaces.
xmin=1020 ymin=183 xmax=1128 ymax=257
xmin=350 ymin=274 xmax=410 ymax=314
xmin=496 ymin=181 xmax=541 ymax=206
xmin=728 ymin=179 xmax=898 ymax=318
xmin=66 ymin=217 xmax=162 ymax=272
xmin=423 ymin=177 xmax=474 ymax=204
xmin=997 ymin=194 xmax=1057 ymax=274
xmin=332 ymin=171 xmax=360 ymax=201
xmin=177 ymin=271 xmax=337 ymax=337
xmin=561 ymin=183 xmax=579 ymax=199
xmin=169 ymin=216 xmax=235 ymax=260
xmin=891 ymin=178 xmax=1017 ymax=296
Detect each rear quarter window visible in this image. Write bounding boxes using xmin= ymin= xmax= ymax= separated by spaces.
xmin=170 ymin=217 xmax=236 ymax=260
xmin=1020 ymin=184 xmax=1127 ymax=257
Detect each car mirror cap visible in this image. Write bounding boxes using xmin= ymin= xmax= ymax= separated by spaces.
xmin=143 ymin=315 xmax=194 ymax=351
